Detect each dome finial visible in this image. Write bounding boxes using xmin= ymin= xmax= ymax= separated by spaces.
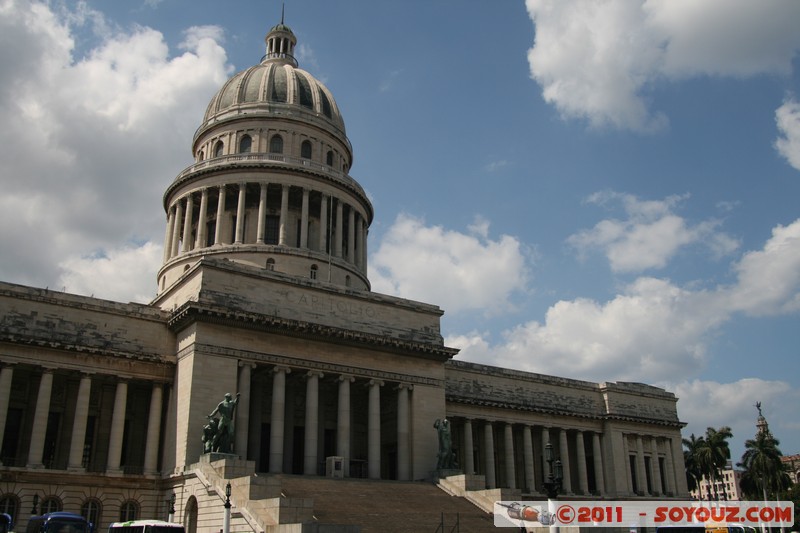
xmin=281 ymin=3 xmax=285 ymax=25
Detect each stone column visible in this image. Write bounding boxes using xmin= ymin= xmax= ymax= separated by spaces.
xmin=576 ymin=430 xmax=589 ymax=495
xmin=300 ymin=188 xmax=309 ymax=248
xmin=367 ymin=379 xmax=383 ymax=479
xmin=319 ymin=193 xmax=328 ymax=252
xmin=463 ymin=419 xmax=474 ymax=475
xmin=278 ymin=184 xmax=289 ymax=246
xmin=523 ymin=425 xmax=536 ymax=493
xmin=396 ymin=384 xmax=411 ymax=481
xmin=636 ymin=435 xmax=646 ymax=494
xmin=651 ymin=438 xmax=663 ymax=496
xmin=0 ymin=365 xmax=14 ymax=466
xmin=355 ymin=215 xmax=364 ymax=270
xmin=541 ymin=427 xmax=551 ymax=480
xmin=196 ymin=188 xmax=209 ymax=248
xmin=171 ymin=200 xmax=183 ymax=256
xmin=68 ymin=373 xmax=92 ymax=470
xmin=559 ymin=428 xmax=572 ymax=494
xmin=256 ymin=183 xmax=267 ymax=244
xmin=504 ymin=423 xmax=516 ymax=489
xmin=664 ymin=438 xmax=676 ymax=496
xmin=143 ymin=383 xmax=163 ymax=474
xmin=592 ymin=432 xmax=605 ymax=495
xmin=304 ymin=371 xmax=323 ymax=475
xmin=338 ymin=375 xmax=354 ymax=477
xmin=235 ymin=183 xmax=246 ymax=244
xmin=182 ymin=194 xmax=194 ymax=252
xmin=235 ymin=362 xmax=253 ymax=458
xmin=623 ymin=434 xmax=633 ymax=494
xmin=484 ymin=422 xmax=496 ymax=489
xmin=334 ymin=201 xmax=343 ymax=258
xmin=27 ymin=369 xmax=54 ymax=468
xmin=269 ymin=366 xmax=290 ymax=473
xmin=163 ymin=207 xmax=175 ymax=262
xmin=107 ymin=380 xmax=128 ymax=473
xmin=362 ymin=225 xmax=369 ymax=271
xmin=347 ymin=207 xmax=355 ymax=262
xmin=214 ymin=185 xmax=226 ymax=245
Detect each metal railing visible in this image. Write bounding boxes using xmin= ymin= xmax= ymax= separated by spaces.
xmin=434 ymin=512 xmax=459 ymax=533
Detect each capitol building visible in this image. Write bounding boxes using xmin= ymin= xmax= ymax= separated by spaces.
xmin=0 ymin=19 xmax=688 ymax=533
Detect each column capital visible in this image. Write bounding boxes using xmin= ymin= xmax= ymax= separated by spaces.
xmin=238 ymin=360 xmax=257 ymax=369
xmin=367 ymin=379 xmax=384 ymax=387
xmin=306 ymin=370 xmax=324 ymax=380
xmin=395 ymin=382 xmax=413 ymax=391
xmin=273 ymin=365 xmax=291 ymax=375
xmin=338 ymin=374 xmax=355 ymax=383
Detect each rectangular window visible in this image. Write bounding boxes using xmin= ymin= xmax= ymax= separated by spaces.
xmin=265 ymin=215 xmax=279 ymax=245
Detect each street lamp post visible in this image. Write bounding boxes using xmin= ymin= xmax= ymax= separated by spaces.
xmin=223 ymin=482 xmax=232 ymax=533
xmin=167 ymin=493 xmax=176 ymax=523
xmin=541 ymin=442 xmax=563 ymax=533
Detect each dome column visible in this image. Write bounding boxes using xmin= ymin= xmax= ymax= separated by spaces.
xmin=279 ymin=184 xmax=289 ymax=246
xmin=335 ymin=200 xmax=343 ymax=257
xmin=256 ymin=183 xmax=268 ymax=244
xmin=355 ymin=216 xmax=364 ymax=270
xmin=196 ymin=188 xmax=209 ymax=248
xmin=347 ymin=207 xmax=355 ymax=263
xmin=300 ymin=188 xmax=309 ymax=248
xmin=235 ymin=182 xmax=246 ymax=244
xmin=182 ymin=194 xmax=194 ymax=252
xmin=163 ymin=206 xmax=175 ymax=262
xmin=171 ymin=200 xmax=183 ymax=257
xmin=319 ymin=193 xmax=329 ymax=252
xmin=214 ymin=185 xmax=226 ymax=245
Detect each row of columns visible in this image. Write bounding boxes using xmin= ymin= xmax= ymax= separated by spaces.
xmin=163 ymin=183 xmax=368 ymax=271
xmin=0 ymin=365 xmax=164 ymax=473
xmin=624 ymin=433 xmax=677 ymax=496
xmin=240 ymin=364 xmax=413 ymax=480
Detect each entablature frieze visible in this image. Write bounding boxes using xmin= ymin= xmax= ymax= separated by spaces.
xmin=179 ymin=342 xmax=443 ymax=388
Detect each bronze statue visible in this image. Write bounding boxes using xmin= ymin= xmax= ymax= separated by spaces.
xmin=434 ymin=418 xmax=457 ymax=470
xmin=204 ymin=392 xmax=240 ymax=453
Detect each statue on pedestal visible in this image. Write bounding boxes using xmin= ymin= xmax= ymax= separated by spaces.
xmin=434 ymin=418 xmax=457 ymax=470
xmin=203 ymin=392 xmax=240 ymax=454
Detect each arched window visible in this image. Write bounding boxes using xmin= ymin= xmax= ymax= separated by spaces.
xmin=326 ymin=150 xmax=334 ymax=166
xmin=301 ymin=140 xmax=312 ymax=159
xmin=184 ymin=496 xmax=198 ymax=533
xmin=81 ymin=499 xmax=102 ymax=528
xmin=120 ymin=501 xmax=139 ymax=522
xmin=41 ymin=497 xmax=62 ymax=514
xmin=269 ymin=135 xmax=283 ymax=154
xmin=239 ymin=135 xmax=252 ymax=153
xmin=310 ymin=264 xmax=318 ymax=280
xmin=0 ymin=494 xmax=19 ymax=525
xmin=266 ymin=258 xmax=275 ymax=271
xmin=345 ymin=275 xmax=351 ymax=287
xmin=213 ymin=140 xmax=224 ymax=158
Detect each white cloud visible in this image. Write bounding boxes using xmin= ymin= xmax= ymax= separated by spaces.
xmin=525 ymin=0 xmax=800 ymax=131
xmin=567 ymin=192 xmax=738 ymax=273
xmin=775 ymin=97 xmax=800 ymax=172
xmin=0 ymin=0 xmax=230 ymax=300
xmin=369 ymin=214 xmax=531 ymax=315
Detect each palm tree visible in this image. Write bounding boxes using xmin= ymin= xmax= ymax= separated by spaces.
xmin=738 ymin=430 xmax=791 ymax=501
xmin=697 ymin=426 xmax=733 ymax=500
xmin=683 ymin=433 xmax=705 ymax=495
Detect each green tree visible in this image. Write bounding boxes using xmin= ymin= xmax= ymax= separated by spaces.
xmin=737 ymin=430 xmax=791 ymax=501
xmin=683 ymin=433 xmax=705 ymax=494
xmin=696 ymin=426 xmax=733 ymax=500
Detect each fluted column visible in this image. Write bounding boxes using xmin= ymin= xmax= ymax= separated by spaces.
xmin=0 ymin=365 xmax=14 ymax=466
xmin=463 ymin=419 xmax=474 ymax=475
xmin=484 ymin=422 xmax=496 ymax=489
xmin=107 ymin=380 xmax=128 ymax=473
xmin=143 ymin=383 xmax=163 ymax=474
xmin=235 ymin=362 xmax=253 ymax=458
xmin=319 ymin=193 xmax=328 ymax=252
xmin=171 ymin=200 xmax=183 ymax=256
xmin=300 ymin=188 xmax=309 ymax=248
xmin=334 ymin=200 xmax=343 ymax=258
xmin=278 ymin=184 xmax=289 ymax=246
xmin=256 ymin=183 xmax=267 ymax=244
xmin=651 ymin=438 xmax=663 ymax=495
xmin=304 ymin=371 xmax=323 ymax=475
xmin=269 ymin=366 xmax=290 ymax=473
xmin=235 ymin=183 xmax=246 ymax=244
xmin=523 ymin=425 xmax=536 ymax=493
xmin=347 ymin=207 xmax=355 ymax=262
xmin=68 ymin=373 xmax=92 ymax=470
xmin=27 ymin=369 xmax=53 ymax=468
xmin=214 ymin=185 xmax=226 ymax=245
xmin=182 ymin=194 xmax=194 ymax=252
xmin=367 ymin=379 xmax=383 ymax=479
xmin=592 ymin=432 xmax=605 ymax=495
xmin=636 ymin=435 xmax=646 ymax=494
xmin=337 ymin=375 xmax=354 ymax=477
xmin=163 ymin=207 xmax=175 ymax=262
xmin=504 ymin=423 xmax=516 ymax=489
xmin=576 ymin=430 xmax=589 ymax=494
xmin=559 ymin=428 xmax=572 ymax=494
xmin=396 ymin=384 xmax=411 ymax=481
xmin=196 ymin=188 xmax=209 ymax=248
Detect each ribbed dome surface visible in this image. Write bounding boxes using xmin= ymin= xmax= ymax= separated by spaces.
xmin=201 ymin=61 xmax=345 ymax=133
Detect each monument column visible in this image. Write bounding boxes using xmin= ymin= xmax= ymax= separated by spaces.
xmin=304 ymin=371 xmax=323 ymax=475
xmin=338 ymin=375 xmax=354 ymax=477
xmin=559 ymin=428 xmax=573 ymax=494
xmin=107 ymin=380 xmax=128 ymax=473
xmin=523 ymin=425 xmax=536 ymax=493
xmin=143 ymin=383 xmax=163 ymax=474
xmin=367 ymin=379 xmax=383 ymax=479
xmin=269 ymin=366 xmax=290 ymax=473
xmin=396 ymin=383 xmax=411 ymax=481
xmin=592 ymin=432 xmax=606 ymax=495
xmin=463 ymin=418 xmax=474 ymax=475
xmin=0 ymin=364 xmax=14 ymax=466
xmin=27 ymin=368 xmax=54 ymax=468
xmin=504 ymin=423 xmax=516 ymax=489
xmin=484 ymin=422 xmax=496 ymax=489
xmin=68 ymin=373 xmax=93 ymax=471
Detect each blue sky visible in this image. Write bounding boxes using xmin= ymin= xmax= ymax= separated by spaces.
xmin=1 ymin=0 xmax=799 ymax=462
